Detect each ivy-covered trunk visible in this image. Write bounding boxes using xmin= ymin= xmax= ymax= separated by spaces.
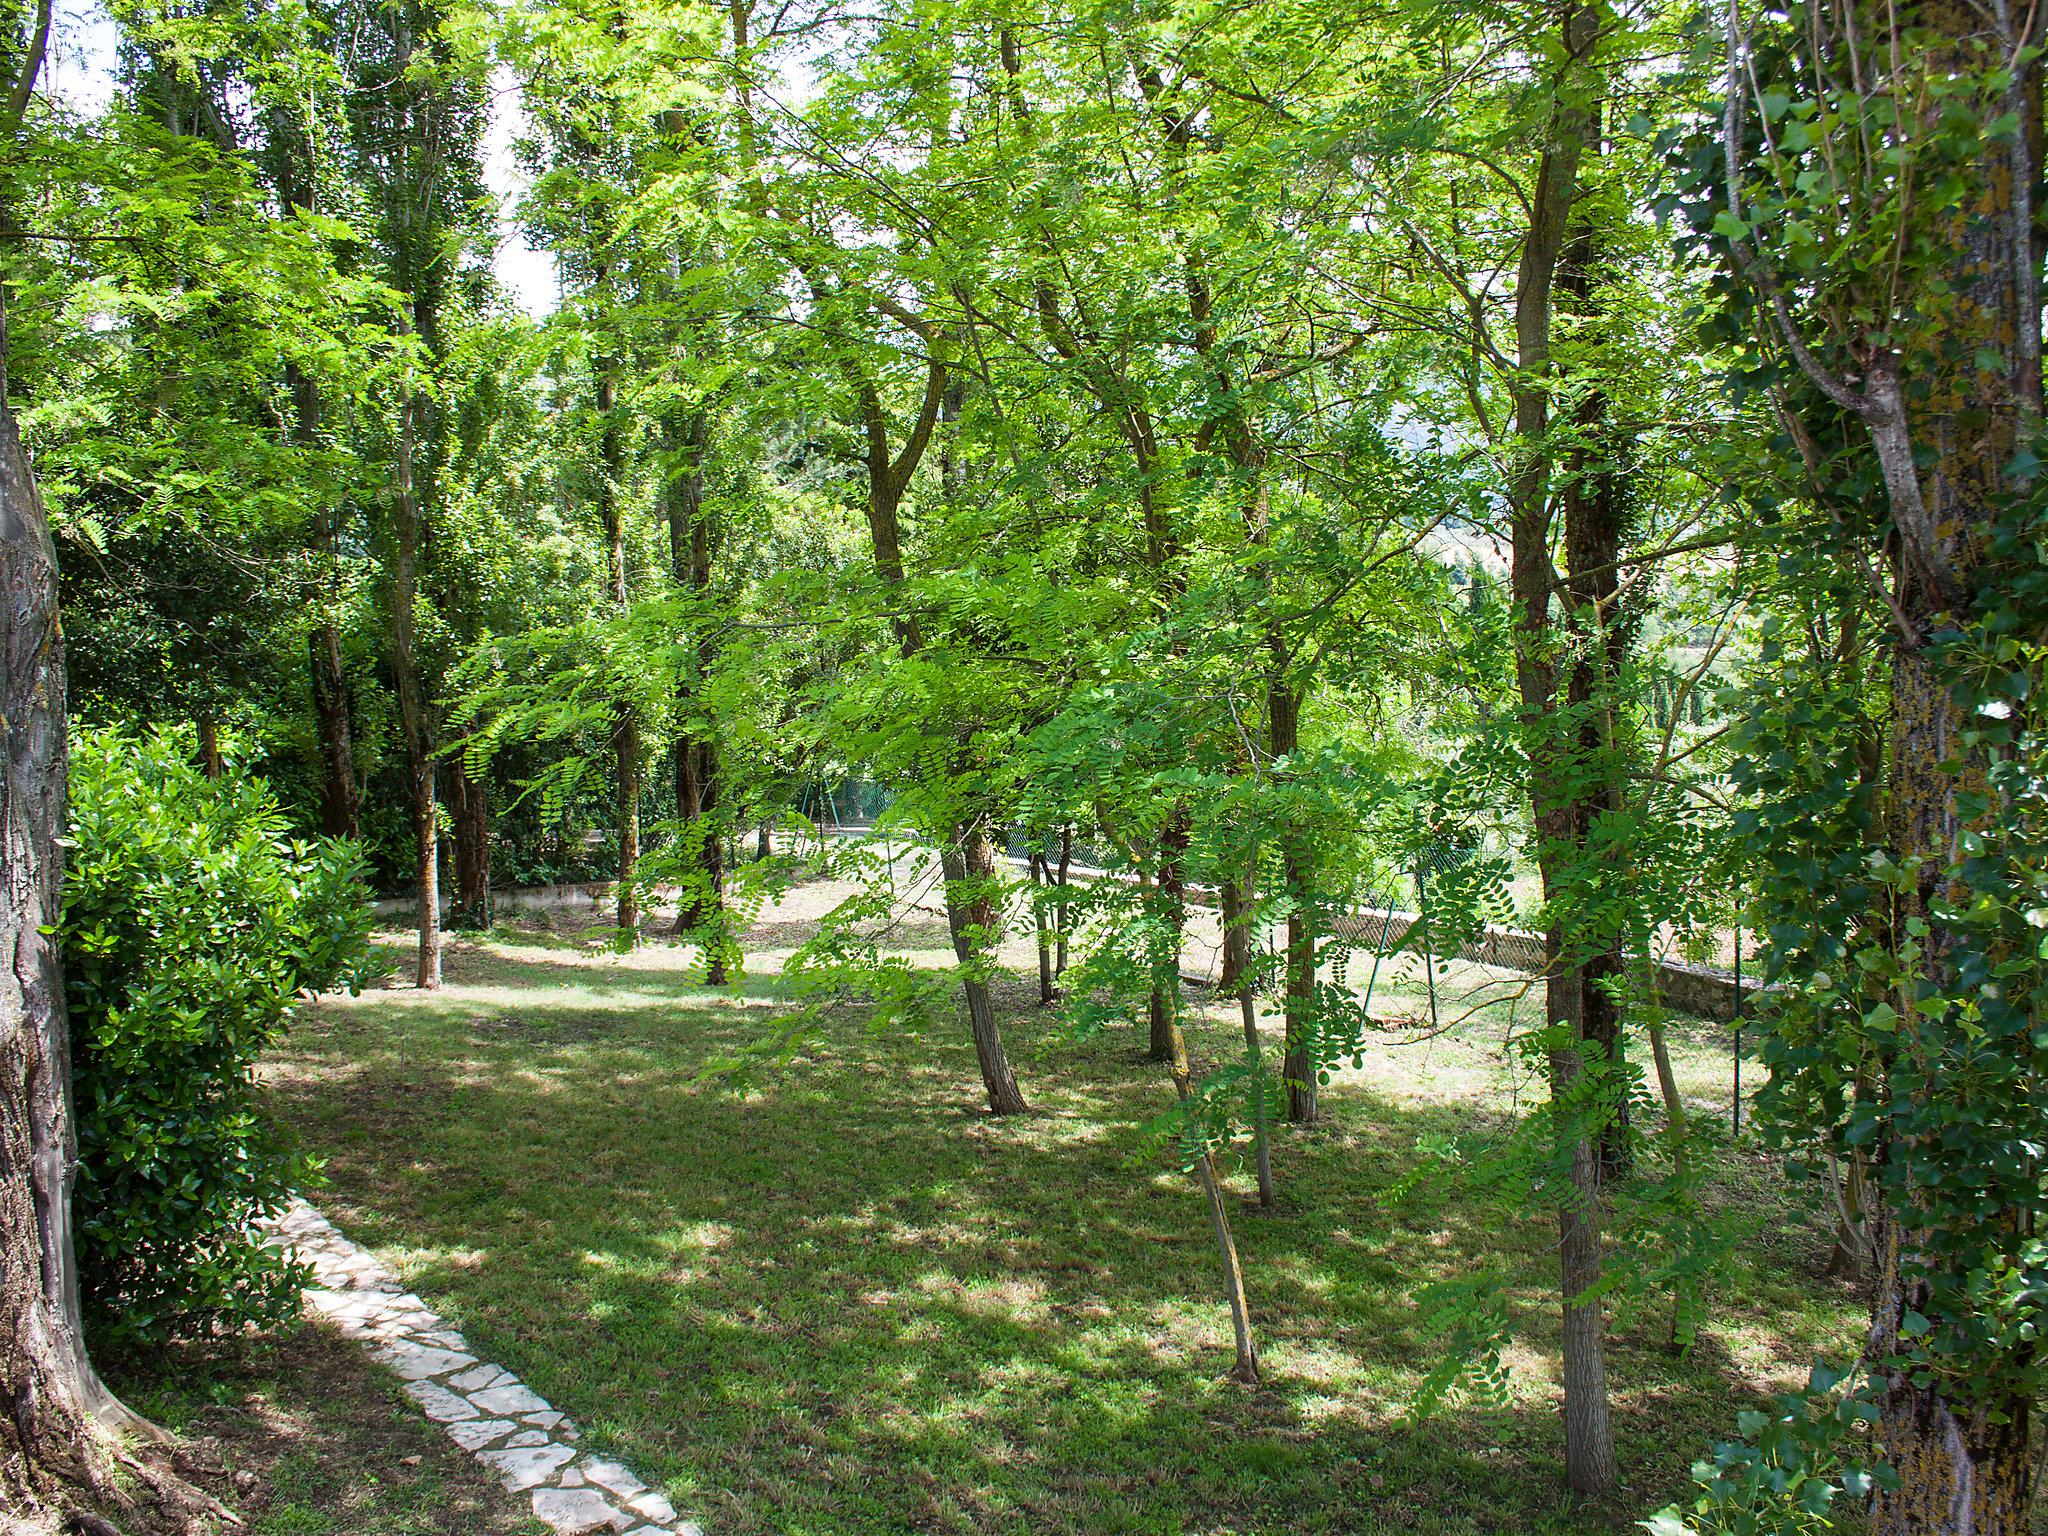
xmin=1861 ymin=7 xmax=2042 ymax=1521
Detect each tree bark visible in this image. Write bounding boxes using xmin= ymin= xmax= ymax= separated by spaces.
xmin=390 ymin=378 xmax=441 ymax=991
xmin=940 ymin=822 xmax=1029 ymax=1116
xmin=1161 ymin=988 xmax=1261 ymax=1385
xmin=0 ymin=295 xmax=144 ymax=1520
xmin=307 ymin=622 xmax=359 ymax=840
xmin=1506 ymin=0 xmax=1616 ymax=1494
xmin=1840 ymin=5 xmax=2044 ymax=1526
xmin=595 ymin=345 xmax=639 ymax=945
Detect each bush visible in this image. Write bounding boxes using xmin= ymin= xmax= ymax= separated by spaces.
xmin=63 ymin=727 xmax=374 ymax=1346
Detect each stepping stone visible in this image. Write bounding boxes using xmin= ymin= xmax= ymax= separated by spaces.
xmin=451 ymin=1363 xmax=514 ymax=1392
xmin=503 ymin=1429 xmax=552 ymax=1448
xmin=481 ymin=1442 xmax=576 ymax=1491
xmin=530 ymin=1486 xmax=627 ymax=1534
xmin=523 ymin=1410 xmax=566 ymax=1429
xmin=404 ymin=1380 xmax=480 ymax=1422
xmin=471 ymin=1382 xmax=552 ymax=1416
xmin=626 ymin=1490 xmax=677 ymax=1524
xmin=447 ymin=1419 xmax=517 ymax=1451
xmin=581 ymin=1458 xmax=645 ymax=1500
xmin=373 ymin=1339 xmax=478 ymax=1380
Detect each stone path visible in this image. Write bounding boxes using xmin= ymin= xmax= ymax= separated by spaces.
xmin=262 ymin=1200 xmax=699 ymax=1536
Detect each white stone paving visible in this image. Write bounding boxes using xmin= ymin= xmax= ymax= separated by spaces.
xmin=262 ymin=1199 xmax=703 ymax=1536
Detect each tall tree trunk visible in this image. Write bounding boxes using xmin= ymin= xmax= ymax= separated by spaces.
xmin=940 ymin=821 xmax=1029 ymax=1116
xmin=195 ymin=714 xmax=222 ymax=778
xmin=391 ymin=381 xmax=441 ymax=991
xmin=596 ymin=350 xmax=639 ymax=945
xmin=1268 ymin=674 xmax=1318 ymax=1125
xmin=1558 ymin=210 xmax=1633 ymax=1181
xmin=1 ymin=284 xmax=148 ymax=1519
xmin=1507 ymin=0 xmax=1616 ymax=1493
xmin=665 ymin=405 xmax=726 ymax=981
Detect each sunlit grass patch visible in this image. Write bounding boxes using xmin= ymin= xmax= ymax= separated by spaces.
xmin=263 ymin=892 xmax=1859 ymax=1536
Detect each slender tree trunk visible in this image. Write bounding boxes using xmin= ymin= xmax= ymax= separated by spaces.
xmin=308 ymin=623 xmax=359 ymax=839
xmin=1222 ymin=881 xmax=1276 ymax=1207
xmin=940 ymin=822 xmax=1029 ymax=1115
xmin=1054 ymin=824 xmax=1072 ymax=976
xmin=1162 ymin=992 xmax=1261 ymax=1385
xmin=446 ymin=726 xmax=490 ymax=931
xmin=1029 ymin=853 xmax=1057 ymax=1005
xmin=391 ymin=381 xmax=441 ymax=991
xmin=1218 ymin=874 xmax=1245 ymax=993
xmin=1558 ymin=210 xmax=1633 ymax=1181
xmin=595 ymin=349 xmax=638 ymax=945
xmin=1268 ymin=677 xmax=1318 ymax=1125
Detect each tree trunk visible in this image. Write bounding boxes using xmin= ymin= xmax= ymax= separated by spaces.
xmin=1029 ymin=853 xmax=1057 ymax=1005
xmin=1 ymin=310 xmax=145 ymax=1519
xmin=1054 ymin=824 xmax=1072 ymax=976
xmin=1557 ymin=209 xmax=1633 ymax=1181
xmin=1506 ymin=0 xmax=1616 ymax=1492
xmin=390 ymin=382 xmax=441 ymax=991
xmin=1268 ymin=679 xmax=1318 ymax=1125
xmin=665 ymin=406 xmax=727 ymax=981
xmin=1161 ymin=990 xmax=1261 ymax=1385
xmin=447 ymin=727 xmax=490 ymax=932
xmin=196 ymin=715 xmax=222 ymax=778
xmin=1222 ymin=884 xmax=1277 ymax=1208
xmin=595 ymin=345 xmax=639 ymax=946
xmin=940 ymin=823 xmax=1028 ymax=1116
xmin=1854 ymin=6 xmax=2043 ymax=1525
xmin=308 ymin=623 xmax=360 ymax=840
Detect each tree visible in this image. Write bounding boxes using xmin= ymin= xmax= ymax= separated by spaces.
xmin=1695 ymin=0 xmax=2048 ymax=1524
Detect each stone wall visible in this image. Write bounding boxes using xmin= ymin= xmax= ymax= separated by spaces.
xmin=1331 ymin=907 xmax=1771 ymax=1022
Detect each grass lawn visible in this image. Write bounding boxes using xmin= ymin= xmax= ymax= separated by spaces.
xmin=248 ymin=873 xmax=1857 ymax=1536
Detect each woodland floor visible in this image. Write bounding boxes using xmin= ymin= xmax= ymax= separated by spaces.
xmin=131 ymin=864 xmax=1856 ymax=1535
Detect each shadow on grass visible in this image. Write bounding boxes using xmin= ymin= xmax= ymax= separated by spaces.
xmin=264 ymin=942 xmax=1854 ymax=1536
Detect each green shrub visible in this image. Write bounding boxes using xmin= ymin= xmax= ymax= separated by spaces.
xmin=63 ymin=727 xmax=374 ymax=1346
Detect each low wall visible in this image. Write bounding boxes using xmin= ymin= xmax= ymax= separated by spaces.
xmin=1330 ymin=908 xmax=1771 ymax=1022
xmin=371 ymin=881 xmax=620 ymax=921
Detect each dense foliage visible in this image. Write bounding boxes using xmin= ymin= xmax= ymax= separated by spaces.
xmin=64 ymin=729 xmax=373 ymax=1347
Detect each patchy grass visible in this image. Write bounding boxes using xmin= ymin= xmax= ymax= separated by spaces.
xmin=251 ymin=877 xmax=1856 ymax=1536
xmin=104 ymin=1324 xmax=548 ymax=1536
